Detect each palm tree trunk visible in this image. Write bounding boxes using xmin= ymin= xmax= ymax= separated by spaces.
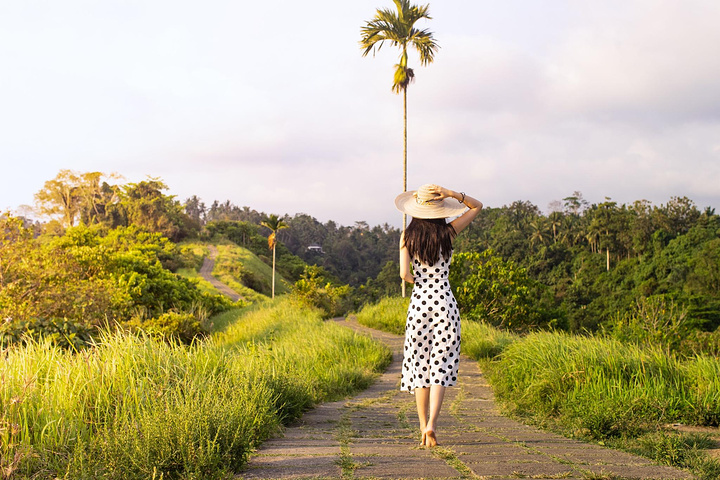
xmin=401 ymin=86 xmax=408 ymax=298
xmin=606 ymin=248 xmax=610 ymax=272
xmin=272 ymin=245 xmax=276 ymax=299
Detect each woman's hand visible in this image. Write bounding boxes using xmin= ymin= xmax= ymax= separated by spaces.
xmin=426 ymin=184 xmax=454 ymax=200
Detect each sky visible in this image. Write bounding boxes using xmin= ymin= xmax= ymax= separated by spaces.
xmin=1 ymin=0 xmax=719 ymax=227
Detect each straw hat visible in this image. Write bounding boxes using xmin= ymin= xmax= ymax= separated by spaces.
xmin=394 ymin=184 xmax=467 ymax=219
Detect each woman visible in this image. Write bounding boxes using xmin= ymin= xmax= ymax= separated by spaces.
xmin=395 ymin=184 xmax=483 ymax=447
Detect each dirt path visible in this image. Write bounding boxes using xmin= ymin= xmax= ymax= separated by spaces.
xmin=198 ymin=245 xmax=242 ymax=302
xmin=238 ymin=317 xmax=694 ymax=479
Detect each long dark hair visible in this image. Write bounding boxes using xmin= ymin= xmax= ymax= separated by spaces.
xmin=403 ymin=217 xmax=456 ymax=265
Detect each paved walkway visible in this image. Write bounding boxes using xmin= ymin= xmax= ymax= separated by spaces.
xmin=238 ymin=317 xmax=694 ymax=480
xmin=198 ymin=245 xmax=243 ymax=302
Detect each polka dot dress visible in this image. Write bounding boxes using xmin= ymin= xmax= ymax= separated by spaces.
xmin=401 ymin=253 xmax=461 ymax=392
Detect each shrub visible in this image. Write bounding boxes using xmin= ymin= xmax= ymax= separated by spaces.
xmin=292 ymin=266 xmax=352 ymax=318
xmin=124 ymin=311 xmax=209 ymax=344
xmin=607 ymin=295 xmax=693 ymax=355
xmin=177 ymin=243 xmax=208 ymax=271
xmin=450 ymin=250 xmax=541 ymax=331
xmin=0 ymin=317 xmax=95 ymax=349
xmin=0 ymin=217 xmax=235 ymax=347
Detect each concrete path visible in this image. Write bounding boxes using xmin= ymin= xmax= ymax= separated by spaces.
xmin=198 ymin=245 xmax=242 ymax=302
xmin=238 ymin=318 xmax=694 ymax=480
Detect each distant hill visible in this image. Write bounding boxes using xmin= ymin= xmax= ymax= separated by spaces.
xmin=178 ymin=241 xmax=290 ymax=302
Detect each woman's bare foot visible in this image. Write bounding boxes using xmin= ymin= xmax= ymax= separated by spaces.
xmin=420 ymin=431 xmax=427 ymax=446
xmin=424 ymin=430 xmax=438 ymax=447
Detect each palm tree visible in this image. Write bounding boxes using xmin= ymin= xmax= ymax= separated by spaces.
xmin=529 ymin=219 xmax=550 ymax=249
xmin=360 ymin=0 xmax=439 ymax=296
xmin=548 ymin=211 xmax=563 ymax=243
xmin=261 ymin=214 xmax=289 ymax=299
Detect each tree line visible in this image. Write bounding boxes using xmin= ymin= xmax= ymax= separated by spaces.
xmin=450 ymin=192 xmax=720 ymax=353
xmin=1 ymin=170 xmax=401 ymax=346
xmin=6 ymin=170 xmax=720 ymax=353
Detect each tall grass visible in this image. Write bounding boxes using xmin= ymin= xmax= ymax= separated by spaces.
xmin=1 ymin=298 xmax=390 ymax=479
xmin=487 ymin=331 xmax=720 ymax=479
xmin=354 ymin=296 xmax=409 ymax=335
xmin=462 ymin=320 xmax=518 ymax=359
xmin=489 ymin=331 xmax=720 ymax=438
xmin=354 ymin=296 xmax=517 ymax=359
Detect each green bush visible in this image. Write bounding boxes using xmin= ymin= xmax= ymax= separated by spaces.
xmin=124 ymin=311 xmax=209 ymax=344
xmin=292 ymin=266 xmax=352 ymax=318
xmin=607 ymin=295 xmax=694 ymax=355
xmin=0 ymin=218 xmax=235 ymax=347
xmin=177 ymin=242 xmax=208 ymax=271
xmin=450 ymin=250 xmax=543 ymax=331
xmin=0 ymin=317 xmax=95 ymax=349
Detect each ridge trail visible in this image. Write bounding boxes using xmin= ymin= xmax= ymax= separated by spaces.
xmin=198 ymin=245 xmax=243 ymax=302
xmin=239 ymin=317 xmax=694 ymax=479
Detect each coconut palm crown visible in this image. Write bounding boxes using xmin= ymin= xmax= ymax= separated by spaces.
xmin=360 ymin=0 xmax=439 ymax=93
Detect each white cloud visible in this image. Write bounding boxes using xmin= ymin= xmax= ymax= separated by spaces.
xmin=1 ymin=0 xmax=719 ymax=226
xmin=544 ymin=1 xmax=720 ymax=122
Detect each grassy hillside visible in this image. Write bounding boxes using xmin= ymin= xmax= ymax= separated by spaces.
xmin=213 ymin=243 xmax=291 ymax=297
xmin=1 ymin=298 xmax=391 ymax=479
xmin=177 ymin=241 xmax=290 ymax=302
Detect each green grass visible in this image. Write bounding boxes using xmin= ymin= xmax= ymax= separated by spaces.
xmin=0 ymin=297 xmax=391 ymax=479
xmin=175 ymin=241 xmax=274 ymax=303
xmin=175 ymin=242 xmax=270 ymax=303
xmin=489 ymin=332 xmax=720 ymax=436
xmin=354 ymin=296 xmax=519 ymax=359
xmin=615 ymin=430 xmax=720 ymax=480
xmin=485 ymin=331 xmax=720 ymax=479
xmin=175 ymin=267 xmax=220 ymax=296
xmin=462 ymin=319 xmax=518 ymax=360
xmin=213 ymin=243 xmax=288 ymax=299
xmin=354 ymin=296 xmax=409 ymax=335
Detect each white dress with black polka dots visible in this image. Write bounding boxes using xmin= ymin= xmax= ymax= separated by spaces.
xmin=401 ymin=253 xmax=461 ymax=392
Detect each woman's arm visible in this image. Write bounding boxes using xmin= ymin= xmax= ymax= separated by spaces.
xmin=426 ymin=184 xmax=483 ymax=235
xmin=399 ymin=233 xmax=415 ymax=284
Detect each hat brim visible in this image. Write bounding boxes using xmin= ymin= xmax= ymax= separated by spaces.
xmin=394 ymin=191 xmax=467 ymax=219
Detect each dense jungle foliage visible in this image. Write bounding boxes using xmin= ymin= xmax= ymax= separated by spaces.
xmin=187 ymin=187 xmax=720 ymax=345
xmin=200 ymin=188 xmax=720 ymax=349
xmin=452 ymin=194 xmax=720 ymax=338
xmin=4 ymin=170 xmax=720 ymax=351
